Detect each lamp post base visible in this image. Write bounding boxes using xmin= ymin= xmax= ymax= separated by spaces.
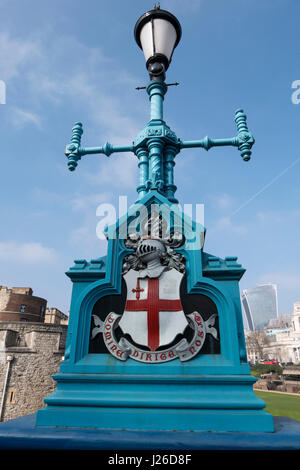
xmin=35 ymin=372 xmax=274 ymax=433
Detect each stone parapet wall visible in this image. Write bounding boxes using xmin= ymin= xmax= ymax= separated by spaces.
xmin=0 ymin=321 xmax=67 ymax=421
xmin=254 ymin=378 xmax=300 ymax=394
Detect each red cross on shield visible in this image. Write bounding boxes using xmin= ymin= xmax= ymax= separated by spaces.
xmin=118 ymin=268 xmax=188 ymax=351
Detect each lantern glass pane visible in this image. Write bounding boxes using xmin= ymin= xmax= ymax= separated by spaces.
xmin=140 ymin=21 xmax=154 ymax=62
xmin=153 ymin=18 xmax=177 ymax=61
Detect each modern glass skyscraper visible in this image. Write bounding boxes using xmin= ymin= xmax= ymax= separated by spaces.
xmin=241 ymin=284 xmax=278 ymax=331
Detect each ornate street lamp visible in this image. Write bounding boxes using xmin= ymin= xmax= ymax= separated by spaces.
xmin=37 ymin=6 xmax=274 ymax=435
xmin=134 ymin=6 xmax=182 ymax=80
xmin=65 ymin=6 xmax=255 ymax=205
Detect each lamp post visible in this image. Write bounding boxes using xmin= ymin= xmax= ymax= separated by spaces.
xmin=36 ymin=6 xmax=275 ymax=434
xmin=65 ymin=6 xmax=255 ymax=204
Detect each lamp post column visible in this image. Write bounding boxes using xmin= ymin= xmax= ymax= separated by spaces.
xmin=147 ymin=80 xmax=167 ymax=122
xmin=136 ymin=147 xmax=149 ymax=198
xmin=146 ymin=80 xmax=168 ymax=192
xmin=147 ymin=138 xmax=164 ymax=191
xmin=164 ymin=144 xmax=178 ymax=203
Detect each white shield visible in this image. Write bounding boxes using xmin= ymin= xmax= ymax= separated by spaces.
xmin=118 ymin=268 xmax=188 ymax=351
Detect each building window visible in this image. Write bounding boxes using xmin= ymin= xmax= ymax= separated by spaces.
xmin=40 ymin=305 xmax=45 ymax=315
xmin=20 ymin=304 xmax=26 ymax=313
xmin=7 ymin=389 xmax=16 ymax=404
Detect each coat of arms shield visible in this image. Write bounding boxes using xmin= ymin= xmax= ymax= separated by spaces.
xmin=90 ymin=231 xmax=219 ymax=363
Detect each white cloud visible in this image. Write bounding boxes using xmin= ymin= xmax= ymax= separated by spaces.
xmin=30 ymin=187 xmax=65 ymax=205
xmin=69 ymin=221 xmax=107 ymax=259
xmin=212 ymin=215 xmax=248 ymax=235
xmin=259 ymin=271 xmax=300 ymax=292
xmin=84 ymin=153 xmax=138 ymax=190
xmin=10 ymin=107 xmax=41 ymax=129
xmin=57 ymin=69 xmax=140 ymax=144
xmin=70 ymin=225 xmax=90 ymax=244
xmin=0 ymin=27 xmax=142 ymax=197
xmin=22 ymin=34 xmax=141 ymax=140
xmin=0 ymin=29 xmax=142 ymax=141
xmin=68 ymin=191 xmax=115 ymax=257
xmin=70 ymin=192 xmax=113 ymax=212
xmin=0 ymin=241 xmax=58 ymax=264
xmin=213 ymin=193 xmax=236 ymax=210
xmin=257 ymin=208 xmax=300 ymax=224
xmin=0 ymin=32 xmax=41 ymax=81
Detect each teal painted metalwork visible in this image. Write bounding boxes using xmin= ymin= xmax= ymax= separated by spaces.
xmin=65 ymin=122 xmax=83 ymax=171
xmin=64 ymin=79 xmax=255 ymax=202
xmin=164 ymin=144 xmax=178 ymax=203
xmin=136 ymin=147 xmax=149 ymax=198
xmin=235 ymin=108 xmax=255 ymax=161
xmin=147 ymin=80 xmax=167 ymax=122
xmin=36 ymin=191 xmax=274 ymax=432
xmin=40 ymin=44 xmax=271 ymax=434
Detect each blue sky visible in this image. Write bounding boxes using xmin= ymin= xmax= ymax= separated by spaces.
xmin=0 ymin=0 xmax=299 ymax=319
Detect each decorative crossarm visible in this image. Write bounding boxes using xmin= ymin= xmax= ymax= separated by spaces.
xmin=65 ymin=122 xmax=134 ymax=171
xmin=64 ymin=82 xmax=255 ymax=204
xmin=179 ymin=109 xmax=255 ymax=162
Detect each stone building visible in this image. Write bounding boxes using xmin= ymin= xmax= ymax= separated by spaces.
xmin=0 ymin=285 xmax=68 ymax=422
xmin=0 ymin=321 xmax=67 ymax=421
xmin=264 ymin=314 xmax=292 ymax=336
xmin=245 ymin=301 xmax=300 ymax=365
xmin=262 ymin=302 xmax=300 ymax=364
xmin=0 ymin=286 xmax=47 ymax=323
xmin=44 ymin=307 xmax=68 ymax=325
xmin=253 ymin=366 xmax=300 ymax=394
xmin=291 ymin=301 xmax=300 ymax=339
xmin=281 ymin=366 xmax=300 ymax=394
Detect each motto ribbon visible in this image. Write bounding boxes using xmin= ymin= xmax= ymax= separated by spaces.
xmin=96 ymin=311 xmax=218 ymax=363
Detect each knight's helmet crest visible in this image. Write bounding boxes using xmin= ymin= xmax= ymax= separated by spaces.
xmin=123 ymin=211 xmax=186 ymax=274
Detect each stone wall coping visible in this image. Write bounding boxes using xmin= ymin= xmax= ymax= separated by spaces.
xmin=0 ymin=321 xmax=67 ymax=330
xmin=0 ymin=348 xmax=37 ymax=354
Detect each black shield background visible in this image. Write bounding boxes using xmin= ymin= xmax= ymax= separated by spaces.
xmin=89 ymin=274 xmax=220 ymax=355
